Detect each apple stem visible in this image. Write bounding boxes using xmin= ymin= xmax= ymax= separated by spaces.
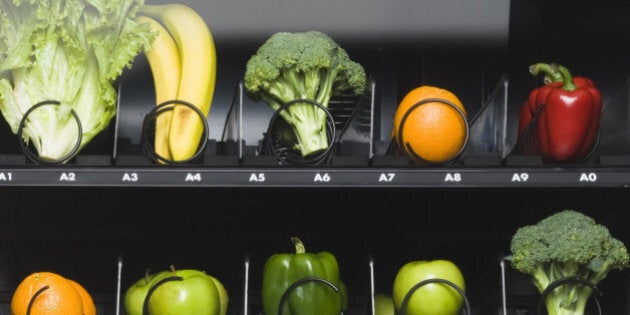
xmin=170 ymin=265 xmax=177 ymax=272
xmin=144 ymin=268 xmax=151 ymax=283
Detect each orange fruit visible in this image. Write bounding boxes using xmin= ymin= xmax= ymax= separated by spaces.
xmin=68 ymin=279 xmax=97 ymax=315
xmin=392 ymin=85 xmax=468 ymax=164
xmin=11 ymin=272 xmax=95 ymax=315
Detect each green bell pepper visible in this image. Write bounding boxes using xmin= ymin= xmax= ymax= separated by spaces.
xmin=262 ymin=237 xmax=343 ymax=315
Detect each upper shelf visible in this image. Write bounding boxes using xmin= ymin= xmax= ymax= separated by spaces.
xmin=2 ymin=75 xmax=630 ymax=188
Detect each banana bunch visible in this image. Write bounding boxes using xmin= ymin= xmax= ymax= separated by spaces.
xmin=136 ymin=4 xmax=216 ymax=162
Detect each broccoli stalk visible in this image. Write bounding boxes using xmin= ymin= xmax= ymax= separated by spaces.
xmin=244 ymin=31 xmax=367 ymax=157
xmin=509 ymin=209 xmax=629 ymax=315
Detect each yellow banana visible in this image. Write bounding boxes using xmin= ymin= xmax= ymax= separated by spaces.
xmin=139 ymin=4 xmax=217 ymax=161
xmin=135 ymin=15 xmax=182 ymax=162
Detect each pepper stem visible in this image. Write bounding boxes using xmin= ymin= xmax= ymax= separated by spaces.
xmin=530 ymin=62 xmax=577 ymax=91
xmin=529 ymin=63 xmax=562 ymax=84
xmin=291 ymin=237 xmax=306 ymax=254
xmin=556 ymin=65 xmax=577 ymax=92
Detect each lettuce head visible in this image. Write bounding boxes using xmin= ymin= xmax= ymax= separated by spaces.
xmin=0 ymin=0 xmax=155 ymax=162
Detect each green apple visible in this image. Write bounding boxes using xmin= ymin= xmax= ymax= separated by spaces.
xmin=339 ymin=280 xmax=348 ymax=312
xmin=374 ymin=293 xmax=395 ymax=315
xmin=124 ymin=270 xmax=170 ymax=315
xmin=392 ymin=259 xmax=465 ymax=315
xmin=208 ymin=274 xmax=229 ymax=315
xmin=147 ymin=269 xmax=226 ymax=315
xmin=124 ymin=267 xmax=228 ymax=315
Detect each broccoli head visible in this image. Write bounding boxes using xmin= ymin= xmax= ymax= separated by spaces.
xmin=244 ymin=31 xmax=367 ymax=157
xmin=509 ymin=209 xmax=629 ymax=315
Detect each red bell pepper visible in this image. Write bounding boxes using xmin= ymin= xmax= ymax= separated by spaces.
xmin=517 ymin=63 xmax=602 ymax=163
xmin=518 ymin=63 xmax=596 ymax=138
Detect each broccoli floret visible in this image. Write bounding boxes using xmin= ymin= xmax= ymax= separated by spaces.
xmin=244 ymin=31 xmax=367 ymax=157
xmin=509 ymin=209 xmax=629 ymax=315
